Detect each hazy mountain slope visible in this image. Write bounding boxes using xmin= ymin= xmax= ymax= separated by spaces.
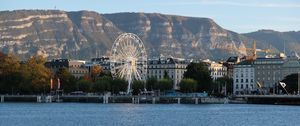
xmin=243 ymin=30 xmax=300 ymax=55
xmin=1 ymin=10 xmax=294 ymax=60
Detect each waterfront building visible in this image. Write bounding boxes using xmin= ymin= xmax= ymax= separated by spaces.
xmin=68 ymin=60 xmax=89 ymax=79
xmin=254 ymin=58 xmax=284 ymax=93
xmin=45 ymin=59 xmax=89 ymax=78
xmin=233 ymin=60 xmax=255 ymax=94
xmin=224 ymin=56 xmax=240 ymax=79
xmin=45 ymin=59 xmax=69 ymax=72
xmin=208 ymin=61 xmax=227 ymax=81
xmin=282 ymin=52 xmax=300 ymax=78
xmin=84 ymin=57 xmax=110 ymax=74
xmin=147 ymin=57 xmax=188 ymax=89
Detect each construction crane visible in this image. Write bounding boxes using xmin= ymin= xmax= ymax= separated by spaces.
xmin=239 ymin=41 xmax=271 ymax=60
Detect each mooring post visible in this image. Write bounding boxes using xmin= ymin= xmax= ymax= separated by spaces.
xmin=37 ymin=96 xmax=42 ymax=103
xmin=106 ymin=96 xmax=109 ymax=104
xmin=195 ymin=98 xmax=198 ymax=104
xmin=177 ymin=98 xmax=181 ymax=104
xmin=132 ymin=97 xmax=135 ymax=104
xmin=46 ymin=96 xmax=52 ymax=103
xmin=152 ymin=97 xmax=155 ymax=104
xmin=103 ymin=95 xmax=108 ymax=104
xmin=103 ymin=96 xmax=105 ymax=104
xmin=0 ymin=96 xmax=3 ymax=103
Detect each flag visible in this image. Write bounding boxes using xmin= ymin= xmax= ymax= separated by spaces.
xmin=256 ymin=81 xmax=262 ymax=88
xmin=50 ymin=78 xmax=53 ymax=90
xmin=279 ymin=82 xmax=286 ymax=88
xmin=57 ymin=78 xmax=61 ymax=90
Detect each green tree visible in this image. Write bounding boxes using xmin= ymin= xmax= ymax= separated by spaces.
xmin=183 ymin=62 xmax=213 ymax=92
xmin=111 ymin=78 xmax=127 ymax=94
xmin=76 ymin=78 xmax=92 ymax=92
xmin=163 ymin=70 xmax=170 ymax=79
xmin=55 ymin=68 xmax=76 ymax=93
xmin=281 ymin=73 xmax=299 ymax=94
xmin=214 ymin=77 xmax=233 ymax=95
xmin=179 ymin=78 xmax=197 ymax=93
xmin=132 ymin=80 xmax=145 ymax=95
xmin=0 ymin=54 xmax=22 ymax=94
xmin=146 ymin=76 xmax=158 ymax=91
xmin=93 ymin=76 xmax=112 ymax=93
xmin=157 ymin=79 xmax=173 ymax=92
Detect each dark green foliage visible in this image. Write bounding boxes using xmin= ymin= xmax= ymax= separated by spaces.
xmin=213 ymin=77 xmax=233 ymax=96
xmin=179 ymin=78 xmax=197 ymax=93
xmin=163 ymin=70 xmax=170 ymax=79
xmin=157 ymin=79 xmax=173 ymax=92
xmin=93 ymin=76 xmax=112 ymax=93
xmin=55 ymin=68 xmax=76 ymax=93
xmin=281 ymin=73 xmax=299 ymax=94
xmin=111 ymin=78 xmax=127 ymax=94
xmin=76 ymin=78 xmax=92 ymax=92
xmin=183 ymin=62 xmax=213 ymax=92
xmin=0 ymin=54 xmax=22 ymax=94
xmin=132 ymin=80 xmax=145 ymax=95
xmin=146 ymin=76 xmax=158 ymax=91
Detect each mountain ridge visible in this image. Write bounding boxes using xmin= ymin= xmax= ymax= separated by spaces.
xmin=0 ymin=10 xmax=299 ymax=60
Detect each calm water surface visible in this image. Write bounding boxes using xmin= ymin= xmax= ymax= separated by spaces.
xmin=0 ymin=103 xmax=299 ymax=126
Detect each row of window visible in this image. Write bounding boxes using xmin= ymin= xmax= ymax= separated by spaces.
xmin=148 ymin=70 xmax=185 ymax=74
xmin=211 ymin=72 xmax=226 ymax=76
xmin=70 ymin=70 xmax=88 ymax=74
xmin=208 ymin=68 xmax=227 ymax=71
xmin=235 ymin=84 xmax=254 ymax=89
xmin=148 ymin=65 xmax=186 ymax=69
xmin=257 ymin=71 xmax=280 ymax=75
xmin=234 ymin=69 xmax=254 ymax=72
xmin=257 ymin=65 xmax=281 ymax=69
xmin=255 ymin=61 xmax=283 ymax=64
xmin=257 ymin=77 xmax=277 ymax=81
xmin=235 ymin=73 xmax=254 ymax=78
xmin=235 ymin=79 xmax=254 ymax=83
xmin=147 ymin=75 xmax=182 ymax=80
xmin=70 ymin=65 xmax=82 ymax=67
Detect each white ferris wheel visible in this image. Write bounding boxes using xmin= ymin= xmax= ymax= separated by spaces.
xmin=110 ymin=33 xmax=147 ymax=94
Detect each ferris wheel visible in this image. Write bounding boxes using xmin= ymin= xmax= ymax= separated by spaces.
xmin=110 ymin=33 xmax=147 ymax=94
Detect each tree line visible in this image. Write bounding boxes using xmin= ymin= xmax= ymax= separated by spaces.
xmin=0 ymin=52 xmax=233 ymax=95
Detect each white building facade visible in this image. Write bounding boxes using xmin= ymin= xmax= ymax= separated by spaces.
xmin=147 ymin=58 xmax=188 ymax=89
xmin=233 ymin=60 xmax=255 ymax=94
xmin=208 ymin=62 xmax=227 ymax=81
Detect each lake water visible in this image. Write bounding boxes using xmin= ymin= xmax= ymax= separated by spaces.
xmin=0 ymin=103 xmax=300 ymax=126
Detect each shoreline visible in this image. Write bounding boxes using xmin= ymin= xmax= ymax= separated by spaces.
xmin=3 ymin=95 xmax=300 ymax=105
xmin=0 ymin=95 xmax=234 ymax=104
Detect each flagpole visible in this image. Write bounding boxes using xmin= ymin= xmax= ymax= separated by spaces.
xmin=279 ymin=82 xmax=289 ymax=95
xmin=283 ymin=87 xmax=289 ymax=95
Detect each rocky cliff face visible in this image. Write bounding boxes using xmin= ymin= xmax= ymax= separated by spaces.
xmin=0 ymin=10 xmax=280 ymax=60
xmin=243 ymin=30 xmax=300 ymax=55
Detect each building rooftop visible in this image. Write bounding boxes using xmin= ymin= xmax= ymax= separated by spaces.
xmin=148 ymin=57 xmax=188 ymax=65
xmin=236 ymin=60 xmax=253 ymax=65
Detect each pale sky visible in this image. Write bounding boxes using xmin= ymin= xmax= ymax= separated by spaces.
xmin=1 ymin=0 xmax=300 ymax=33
